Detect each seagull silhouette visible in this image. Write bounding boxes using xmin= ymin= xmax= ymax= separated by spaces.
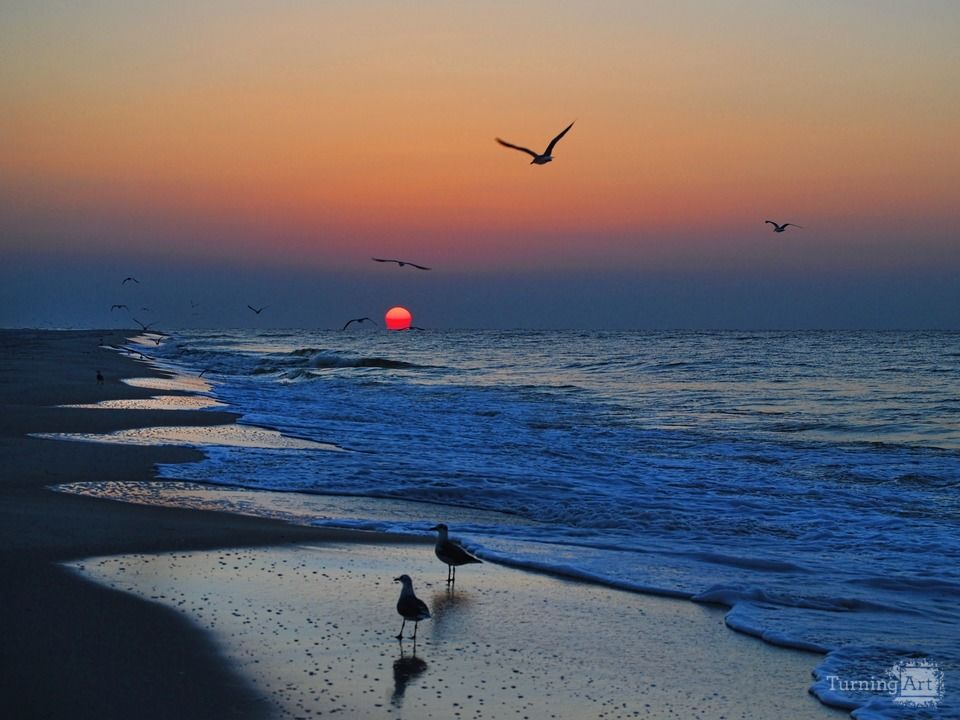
xmin=342 ymin=317 xmax=377 ymax=330
xmin=110 ymin=304 xmax=128 ymax=312
xmin=394 ymin=575 xmax=431 ymax=641
xmin=429 ymin=523 xmax=482 ymax=585
xmin=496 ymin=121 xmax=575 ymax=165
xmin=765 ymin=220 xmax=803 ymax=233
xmin=247 ymin=304 xmax=268 ymax=314
xmin=372 ymin=258 xmax=431 ymax=271
xmin=132 ymin=318 xmax=157 ymax=332
xmin=121 ymin=276 xmax=139 ymax=285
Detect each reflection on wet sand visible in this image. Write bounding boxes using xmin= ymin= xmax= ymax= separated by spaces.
xmin=392 ymin=647 xmax=427 ymax=707
xmin=33 ymin=424 xmax=344 ymax=451
xmin=61 ymin=395 xmax=225 ymax=410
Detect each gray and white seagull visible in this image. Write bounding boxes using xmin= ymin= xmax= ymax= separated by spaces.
xmin=496 ymin=121 xmax=575 ymax=165
xmin=394 ymin=574 xmax=431 ymax=641
xmin=429 ymin=523 xmax=482 ymax=585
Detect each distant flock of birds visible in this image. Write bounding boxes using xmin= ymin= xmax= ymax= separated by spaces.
xmin=107 ymin=253 xmax=436 ymax=335
xmin=107 ymin=120 xmax=801 ymax=337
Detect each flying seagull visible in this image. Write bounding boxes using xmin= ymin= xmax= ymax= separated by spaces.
xmin=110 ymin=304 xmax=128 ymax=312
xmin=429 ymin=523 xmax=482 ymax=585
xmin=247 ymin=304 xmax=268 ymax=314
xmin=199 ymin=369 xmax=210 ymax=377
xmin=765 ymin=220 xmax=803 ymax=233
xmin=132 ymin=318 xmax=157 ymax=332
xmin=372 ymin=258 xmax=431 ymax=271
xmin=394 ymin=575 xmax=431 ymax=641
xmin=496 ymin=121 xmax=575 ymax=165
xmin=342 ymin=317 xmax=377 ymax=330
xmin=121 ymin=276 xmax=139 ymax=285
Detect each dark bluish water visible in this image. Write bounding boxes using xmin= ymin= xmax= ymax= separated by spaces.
xmin=150 ymin=330 xmax=959 ymax=718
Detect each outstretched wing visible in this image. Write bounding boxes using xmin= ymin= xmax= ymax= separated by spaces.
xmin=341 ymin=318 xmax=358 ymax=330
xmin=495 ymin=138 xmax=539 ymax=158
xmin=372 ymin=257 xmax=398 ymax=264
xmin=544 ymin=121 xmax=575 ymax=155
xmin=783 ymin=223 xmax=803 ymax=230
xmin=407 ymin=262 xmax=431 ymax=271
xmin=764 ymin=220 xmax=779 ymax=227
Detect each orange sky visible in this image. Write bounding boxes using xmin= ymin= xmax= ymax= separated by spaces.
xmin=2 ymin=1 xmax=959 ymax=279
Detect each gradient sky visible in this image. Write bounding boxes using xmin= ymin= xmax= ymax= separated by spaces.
xmin=2 ymin=1 xmax=958 ymax=329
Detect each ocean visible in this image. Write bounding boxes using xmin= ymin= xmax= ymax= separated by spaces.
xmin=140 ymin=329 xmax=958 ymax=718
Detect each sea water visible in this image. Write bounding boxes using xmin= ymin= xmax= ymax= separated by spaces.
xmin=143 ymin=329 xmax=958 ymax=718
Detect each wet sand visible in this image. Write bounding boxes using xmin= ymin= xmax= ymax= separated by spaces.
xmin=0 ymin=330 xmax=415 ymax=720
xmin=0 ymin=329 xmax=841 ymax=719
xmin=69 ymin=543 xmax=840 ymax=719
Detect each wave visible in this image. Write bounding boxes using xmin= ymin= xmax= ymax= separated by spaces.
xmin=254 ymin=350 xmax=426 ymax=374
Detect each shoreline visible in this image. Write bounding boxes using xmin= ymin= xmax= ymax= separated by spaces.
xmin=1 ymin=329 xmax=842 ymax=719
xmin=0 ymin=329 xmax=424 ymax=720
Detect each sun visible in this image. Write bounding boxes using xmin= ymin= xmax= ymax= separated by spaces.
xmin=385 ymin=306 xmax=412 ymax=331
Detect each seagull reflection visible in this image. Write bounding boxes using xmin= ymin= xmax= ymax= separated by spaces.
xmin=428 ymin=588 xmax=474 ymax=643
xmin=391 ymin=647 xmax=427 ymax=707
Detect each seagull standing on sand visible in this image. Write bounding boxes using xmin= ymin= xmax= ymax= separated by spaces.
xmin=394 ymin=575 xmax=431 ymax=640
xmin=429 ymin=524 xmax=482 ymax=585
xmin=496 ymin=121 xmax=575 ymax=165
xmin=765 ymin=220 xmax=803 ymax=233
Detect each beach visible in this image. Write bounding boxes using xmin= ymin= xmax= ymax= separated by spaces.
xmin=2 ymin=330 xmax=842 ymax=718
xmin=0 ymin=330 xmax=414 ymax=719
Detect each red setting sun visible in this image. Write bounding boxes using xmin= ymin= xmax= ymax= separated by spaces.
xmin=385 ymin=306 xmax=412 ymax=331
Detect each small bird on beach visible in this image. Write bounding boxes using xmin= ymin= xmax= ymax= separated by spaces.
xmin=765 ymin=220 xmax=803 ymax=233
xmin=121 ymin=276 xmax=139 ymax=285
xmin=247 ymin=304 xmax=268 ymax=314
xmin=429 ymin=524 xmax=482 ymax=585
xmin=372 ymin=257 xmax=431 ymax=271
xmin=496 ymin=121 xmax=575 ymax=165
xmin=110 ymin=304 xmax=128 ymax=312
xmin=342 ymin=317 xmax=377 ymax=330
xmin=394 ymin=575 xmax=431 ymax=640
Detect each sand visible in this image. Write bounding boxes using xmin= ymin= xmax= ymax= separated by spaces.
xmin=0 ymin=329 xmax=841 ymax=719
xmin=0 ymin=330 xmax=411 ymax=720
